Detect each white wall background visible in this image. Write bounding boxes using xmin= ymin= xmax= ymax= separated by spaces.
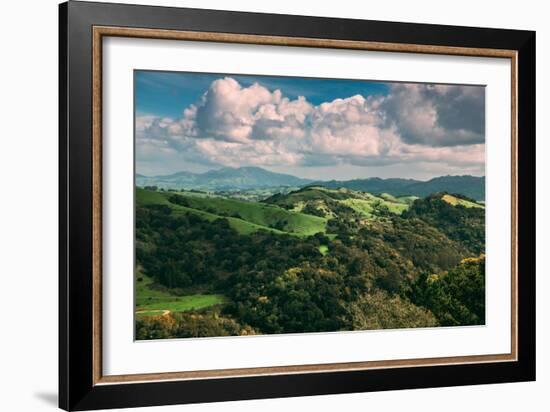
xmin=0 ymin=0 xmax=546 ymax=411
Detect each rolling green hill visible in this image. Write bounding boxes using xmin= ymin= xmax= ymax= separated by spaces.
xmin=136 ymin=188 xmax=327 ymax=237
xmin=137 ymin=188 xmax=285 ymax=235
xmin=137 ymin=187 xmax=482 ymax=240
xmin=396 ymin=195 xmax=420 ymax=205
xmin=441 ymin=194 xmax=484 ymax=209
xmin=264 ymin=186 xmax=410 ymax=220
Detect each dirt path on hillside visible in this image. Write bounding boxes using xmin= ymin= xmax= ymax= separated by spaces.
xmin=136 ymin=309 xmax=171 ymax=316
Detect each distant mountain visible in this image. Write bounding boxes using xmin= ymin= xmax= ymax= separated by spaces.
xmin=315 ymin=175 xmax=485 ymax=200
xmin=401 ymin=175 xmax=485 ymax=200
xmin=136 ymin=167 xmax=313 ymax=190
xmin=137 ymin=167 xmax=484 ymax=200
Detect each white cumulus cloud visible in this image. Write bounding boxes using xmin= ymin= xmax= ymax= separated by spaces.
xmin=136 ymin=77 xmax=485 ymax=176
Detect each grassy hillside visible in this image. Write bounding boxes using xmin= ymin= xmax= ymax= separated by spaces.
xmin=136 ymin=188 xmax=327 ymax=237
xmin=265 ymin=186 xmax=410 ymax=219
xmin=441 ymin=194 xmax=484 ymax=209
xmin=137 ymin=188 xmax=279 ymax=235
xmin=263 ymin=186 xmax=335 ymax=208
xmin=396 ymin=195 xmax=420 ymax=205
xmin=136 ymin=273 xmax=226 ymax=316
xmin=138 ymin=295 xmax=226 ymax=314
xmin=137 ymin=189 xmax=482 ymax=240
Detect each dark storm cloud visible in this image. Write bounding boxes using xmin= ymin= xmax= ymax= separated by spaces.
xmin=382 ymin=84 xmax=485 ymax=147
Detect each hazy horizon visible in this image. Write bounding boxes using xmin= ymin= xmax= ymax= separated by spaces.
xmin=136 ymin=165 xmax=484 ymax=182
xmin=135 ymin=71 xmax=485 ymax=181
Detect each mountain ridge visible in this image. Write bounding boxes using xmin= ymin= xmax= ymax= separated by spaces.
xmin=315 ymin=174 xmax=485 ymax=200
xmin=137 ymin=166 xmax=314 ymax=191
xmin=136 ymin=167 xmax=485 ymax=200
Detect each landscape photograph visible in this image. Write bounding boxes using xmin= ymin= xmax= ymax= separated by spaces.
xmin=134 ymin=70 xmax=486 ymax=340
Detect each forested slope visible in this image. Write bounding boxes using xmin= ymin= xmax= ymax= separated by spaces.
xmin=135 ymin=187 xmax=485 ymax=339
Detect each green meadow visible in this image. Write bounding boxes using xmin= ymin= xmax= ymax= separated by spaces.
xmin=441 ymin=194 xmax=485 ymax=209
xmin=137 ymin=188 xmax=327 ymax=236
xmin=136 ymin=272 xmax=226 ymax=315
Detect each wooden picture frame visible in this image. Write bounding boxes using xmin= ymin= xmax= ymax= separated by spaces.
xmin=59 ymin=1 xmax=535 ymax=410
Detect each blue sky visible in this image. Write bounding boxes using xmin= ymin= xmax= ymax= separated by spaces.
xmin=135 ymin=70 xmax=390 ymax=118
xmin=135 ymin=70 xmax=485 ymax=180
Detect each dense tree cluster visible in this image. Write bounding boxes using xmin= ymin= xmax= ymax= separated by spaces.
xmin=403 ymin=194 xmax=485 ymax=254
xmin=136 ymin=312 xmax=256 ymax=340
xmin=404 ymin=257 xmax=485 ymax=326
xmin=344 ymin=290 xmax=438 ymax=330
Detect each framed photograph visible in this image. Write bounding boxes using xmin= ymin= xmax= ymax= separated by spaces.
xmin=59 ymin=1 xmax=535 ymax=410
